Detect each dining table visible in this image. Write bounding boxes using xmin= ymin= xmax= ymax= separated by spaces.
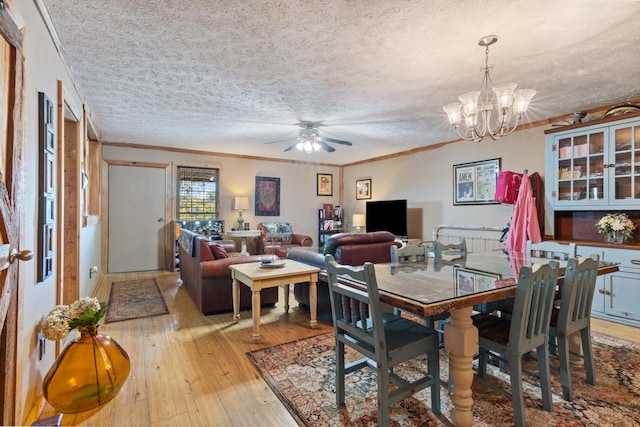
xmin=326 ymin=250 xmax=619 ymax=427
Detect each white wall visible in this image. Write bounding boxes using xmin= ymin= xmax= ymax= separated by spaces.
xmin=104 ymin=125 xmax=547 ymax=259
xmin=102 ymin=146 xmax=342 ymax=244
xmin=342 ymin=126 xmax=547 ymax=239
xmin=14 ymin=1 xmax=88 ymax=422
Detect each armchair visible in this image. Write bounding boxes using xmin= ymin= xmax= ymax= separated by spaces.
xmin=255 ymin=222 xmax=313 ymax=257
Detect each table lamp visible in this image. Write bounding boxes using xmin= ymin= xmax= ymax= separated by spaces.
xmin=352 ymin=213 xmax=366 ymax=233
xmin=233 ymin=196 xmax=249 ymax=230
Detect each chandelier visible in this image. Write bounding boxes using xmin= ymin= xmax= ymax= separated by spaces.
xmin=443 ymin=35 xmax=536 ymax=142
xmin=295 ymin=127 xmax=322 ymax=153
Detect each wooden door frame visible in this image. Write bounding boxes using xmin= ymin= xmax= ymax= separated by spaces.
xmin=56 ymin=81 xmax=83 ymax=305
xmin=0 ymin=5 xmax=24 ymax=425
xmin=102 ymin=160 xmax=172 ymax=273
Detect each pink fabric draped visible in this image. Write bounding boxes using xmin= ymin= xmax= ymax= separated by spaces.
xmin=505 ymin=173 xmax=542 ymax=253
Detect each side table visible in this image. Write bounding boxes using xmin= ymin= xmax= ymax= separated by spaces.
xmin=226 ymin=230 xmax=261 ymax=255
xmin=230 ymin=260 xmax=320 ymax=340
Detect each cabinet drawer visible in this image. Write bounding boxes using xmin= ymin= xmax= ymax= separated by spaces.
xmin=600 ymin=247 xmax=640 ymax=272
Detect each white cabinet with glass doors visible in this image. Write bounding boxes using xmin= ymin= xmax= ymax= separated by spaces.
xmin=546 ymin=116 xmax=640 ymax=208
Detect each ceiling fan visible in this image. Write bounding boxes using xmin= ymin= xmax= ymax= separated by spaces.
xmin=265 ymin=123 xmax=353 ymax=153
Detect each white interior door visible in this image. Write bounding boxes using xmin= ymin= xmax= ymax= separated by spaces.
xmin=108 ymin=164 xmax=166 ymax=273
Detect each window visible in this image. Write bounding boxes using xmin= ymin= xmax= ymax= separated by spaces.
xmin=177 ymin=166 xmax=220 ymax=220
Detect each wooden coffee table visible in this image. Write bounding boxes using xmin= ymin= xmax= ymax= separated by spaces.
xmin=230 ymin=259 xmax=320 ymax=340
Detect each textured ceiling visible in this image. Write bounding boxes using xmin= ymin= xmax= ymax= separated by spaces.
xmin=40 ymin=0 xmax=640 ymax=164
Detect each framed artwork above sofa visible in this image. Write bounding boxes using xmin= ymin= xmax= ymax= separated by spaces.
xmin=255 ymin=176 xmax=280 ymax=216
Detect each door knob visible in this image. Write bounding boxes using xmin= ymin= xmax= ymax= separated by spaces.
xmin=9 ymin=249 xmax=33 ymax=264
xmin=158 ymin=218 xmax=164 ymax=222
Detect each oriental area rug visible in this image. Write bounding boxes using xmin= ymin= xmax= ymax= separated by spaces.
xmin=105 ymin=278 xmax=169 ymax=323
xmin=247 ymin=331 xmax=640 ymax=426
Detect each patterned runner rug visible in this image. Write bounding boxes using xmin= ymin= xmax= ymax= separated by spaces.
xmin=247 ymin=331 xmax=640 ymax=426
xmin=105 ymin=278 xmax=169 ymax=323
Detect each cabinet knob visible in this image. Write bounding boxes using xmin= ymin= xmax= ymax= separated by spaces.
xmin=598 ymin=289 xmax=606 ymax=294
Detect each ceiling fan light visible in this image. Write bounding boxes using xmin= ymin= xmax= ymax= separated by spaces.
xmin=312 ymin=141 xmax=321 ymax=151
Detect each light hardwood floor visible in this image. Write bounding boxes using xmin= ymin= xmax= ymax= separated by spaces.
xmin=39 ymin=270 xmax=640 ymax=426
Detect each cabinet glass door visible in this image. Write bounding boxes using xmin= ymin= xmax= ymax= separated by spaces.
xmin=556 ymin=130 xmax=605 ymax=204
xmin=610 ymin=123 xmax=640 ymax=204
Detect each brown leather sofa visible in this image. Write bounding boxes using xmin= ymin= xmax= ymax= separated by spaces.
xmin=287 ymin=231 xmax=401 ymax=322
xmin=179 ymin=229 xmax=278 ymax=314
xmin=254 ymin=222 xmax=313 ymax=257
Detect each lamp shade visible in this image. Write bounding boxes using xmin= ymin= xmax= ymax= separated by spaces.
xmin=352 ymin=214 xmax=366 ymax=227
xmin=233 ymin=196 xmax=249 ymax=210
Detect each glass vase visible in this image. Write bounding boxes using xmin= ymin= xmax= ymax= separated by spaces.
xmin=605 ymin=231 xmax=625 ymax=244
xmin=43 ymin=325 xmax=131 ymax=414
xmin=614 ymin=231 xmax=625 ymax=244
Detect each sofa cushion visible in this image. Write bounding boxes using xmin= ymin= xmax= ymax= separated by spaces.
xmin=199 ymin=239 xmax=215 ymax=261
xmin=286 ymin=248 xmax=326 ymax=269
xmin=210 ymin=244 xmax=229 ymax=259
xmin=261 ymin=222 xmax=293 ymax=243
xmin=323 ymin=231 xmax=397 ymax=255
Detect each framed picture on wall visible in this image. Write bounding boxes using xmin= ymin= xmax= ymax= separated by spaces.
xmin=38 ymin=91 xmax=55 ymax=281
xmin=255 ymin=176 xmax=280 ymax=216
xmin=453 ymin=158 xmax=500 ymax=205
xmin=317 ymin=173 xmax=332 ymax=196
xmin=356 ymin=178 xmax=372 ymax=200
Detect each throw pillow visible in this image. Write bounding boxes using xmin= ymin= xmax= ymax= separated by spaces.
xmin=210 ymin=244 xmax=229 ymax=259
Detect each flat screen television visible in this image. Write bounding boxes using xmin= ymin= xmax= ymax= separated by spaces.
xmin=365 ymin=199 xmax=408 ymax=238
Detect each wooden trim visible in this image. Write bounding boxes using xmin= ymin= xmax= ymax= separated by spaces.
xmin=100 ymin=159 xmax=108 ymax=275
xmin=102 ymin=141 xmax=343 ymax=167
xmin=544 ymin=111 xmax=640 ymax=135
xmin=106 ymin=158 xmax=169 ymax=168
xmin=55 ymin=81 xmax=64 ymax=306
xmin=0 ymin=4 xmax=23 ymax=425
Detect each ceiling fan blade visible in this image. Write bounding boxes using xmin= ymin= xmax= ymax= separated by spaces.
xmin=318 ymin=141 xmax=336 ymax=152
xmin=283 ymin=143 xmax=298 ymax=152
xmin=265 ymin=137 xmax=297 ymax=145
xmin=320 ymin=137 xmax=352 ymax=146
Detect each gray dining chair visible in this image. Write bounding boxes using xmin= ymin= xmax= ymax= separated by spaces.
xmin=526 ymin=240 xmax=577 ymax=260
xmin=390 ymin=243 xmax=429 ymax=264
xmin=433 ymin=239 xmax=467 ymax=262
xmin=390 ymin=244 xmax=449 ymax=337
xmin=472 ymin=260 xmax=560 ymax=427
xmin=324 ymin=254 xmax=441 ymax=426
xmin=548 ymin=254 xmax=599 ymax=401
xmin=500 ymin=240 xmax=576 ymax=322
